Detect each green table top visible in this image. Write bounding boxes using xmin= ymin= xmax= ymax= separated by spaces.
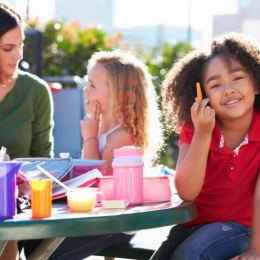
xmin=0 ymin=196 xmax=198 ymax=241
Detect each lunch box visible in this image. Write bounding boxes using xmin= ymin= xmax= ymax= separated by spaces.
xmin=72 ymin=159 xmax=106 ymax=178
xmin=97 ymin=175 xmax=172 ymax=202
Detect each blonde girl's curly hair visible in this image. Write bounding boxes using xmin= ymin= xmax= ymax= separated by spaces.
xmin=87 ymin=49 xmax=164 ymax=163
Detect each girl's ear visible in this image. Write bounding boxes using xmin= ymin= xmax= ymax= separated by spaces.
xmin=254 ymin=84 xmax=260 ymax=94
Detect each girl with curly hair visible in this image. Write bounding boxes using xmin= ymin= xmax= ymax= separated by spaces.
xmin=151 ymin=32 xmax=260 ymax=260
xmin=81 ymin=49 xmax=163 ymax=174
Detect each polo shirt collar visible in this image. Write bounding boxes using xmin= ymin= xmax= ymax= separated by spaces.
xmin=210 ymin=109 xmax=260 ymax=152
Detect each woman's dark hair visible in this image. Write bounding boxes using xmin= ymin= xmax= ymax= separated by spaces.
xmin=0 ymin=2 xmax=23 ymax=38
xmin=162 ymin=32 xmax=260 ymax=133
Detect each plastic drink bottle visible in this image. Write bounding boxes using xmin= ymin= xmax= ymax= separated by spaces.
xmin=112 ymin=146 xmax=144 ymax=205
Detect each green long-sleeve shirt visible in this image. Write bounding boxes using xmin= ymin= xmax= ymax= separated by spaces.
xmin=0 ymin=71 xmax=54 ymax=159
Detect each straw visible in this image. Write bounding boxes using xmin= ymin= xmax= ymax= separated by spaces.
xmin=36 ymin=165 xmax=71 ymax=192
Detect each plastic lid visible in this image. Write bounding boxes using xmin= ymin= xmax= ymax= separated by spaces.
xmin=60 ymin=152 xmax=70 ymax=159
xmin=113 ymin=146 xmax=142 ymax=157
xmin=112 ymin=156 xmax=144 ymax=167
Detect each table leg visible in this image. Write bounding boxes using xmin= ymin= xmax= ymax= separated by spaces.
xmin=0 ymin=241 xmax=7 ymax=256
xmin=27 ymin=237 xmax=65 ymax=260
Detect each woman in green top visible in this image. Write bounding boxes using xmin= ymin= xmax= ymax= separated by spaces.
xmin=0 ymin=2 xmax=54 ymax=259
xmin=0 ymin=2 xmax=54 ymax=160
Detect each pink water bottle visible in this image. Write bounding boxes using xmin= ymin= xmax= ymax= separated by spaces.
xmin=112 ymin=146 xmax=144 ymax=205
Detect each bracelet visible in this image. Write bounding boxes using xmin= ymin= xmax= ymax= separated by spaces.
xmin=83 ymin=137 xmax=97 ymax=145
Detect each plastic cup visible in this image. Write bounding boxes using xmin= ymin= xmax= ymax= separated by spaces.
xmin=0 ymin=162 xmax=22 ymax=220
xmin=66 ymin=187 xmax=103 ymax=212
xmin=30 ymin=179 xmax=52 ymax=218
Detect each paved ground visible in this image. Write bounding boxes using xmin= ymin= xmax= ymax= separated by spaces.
xmin=84 ymin=226 xmax=171 ymax=259
xmin=20 ymin=226 xmax=171 ymax=259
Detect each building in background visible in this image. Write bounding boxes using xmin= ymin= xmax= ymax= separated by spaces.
xmin=9 ymin=0 xmax=260 ymax=48
xmin=4 ymin=0 xmax=55 ymax=22
xmin=213 ymin=0 xmax=260 ymax=41
xmin=53 ymin=0 xmax=202 ymax=47
xmin=3 ymin=0 xmax=205 ymax=55
xmin=55 ymin=0 xmax=114 ymax=32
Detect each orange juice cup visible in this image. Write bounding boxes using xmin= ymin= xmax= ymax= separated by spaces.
xmin=30 ymin=179 xmax=52 ymax=218
xmin=66 ymin=187 xmax=103 ymax=212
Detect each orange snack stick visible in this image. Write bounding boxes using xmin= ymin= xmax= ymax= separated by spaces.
xmin=196 ymin=82 xmax=202 ymax=102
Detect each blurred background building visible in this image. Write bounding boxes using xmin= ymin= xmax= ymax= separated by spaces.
xmin=8 ymin=0 xmax=260 ymax=49
xmin=213 ymin=0 xmax=260 ymax=41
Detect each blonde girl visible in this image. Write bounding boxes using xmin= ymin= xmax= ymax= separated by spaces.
xmin=81 ymin=49 xmax=163 ymax=174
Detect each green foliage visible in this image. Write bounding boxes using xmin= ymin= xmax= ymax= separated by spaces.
xmin=136 ymin=42 xmax=192 ymax=89
xmin=24 ymin=18 xmax=128 ymax=78
xmin=135 ymin=41 xmax=193 ymax=167
xmin=23 ymin=18 xmax=193 ymax=168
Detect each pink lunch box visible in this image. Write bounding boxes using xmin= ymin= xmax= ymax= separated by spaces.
xmin=97 ymin=176 xmax=172 ymax=202
xmin=72 ymin=159 xmax=107 ymax=178
xmin=61 ymin=159 xmax=107 ymax=181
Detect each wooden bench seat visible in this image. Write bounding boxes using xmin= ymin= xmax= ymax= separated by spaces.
xmin=94 ymin=226 xmax=172 ymax=260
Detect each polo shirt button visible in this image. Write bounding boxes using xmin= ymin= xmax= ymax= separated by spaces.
xmin=233 ymin=154 xmax=236 ymax=157
xmin=230 ymin=167 xmax=234 ymax=170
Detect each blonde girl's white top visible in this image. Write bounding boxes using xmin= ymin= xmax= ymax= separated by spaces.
xmin=98 ymin=125 xmax=120 ymax=153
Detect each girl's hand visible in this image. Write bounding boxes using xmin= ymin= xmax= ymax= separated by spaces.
xmin=80 ymin=101 xmax=100 ymax=140
xmin=191 ymin=98 xmax=215 ymax=136
xmin=230 ymin=250 xmax=260 ymax=260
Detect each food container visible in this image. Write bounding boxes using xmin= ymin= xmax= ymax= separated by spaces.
xmin=143 ymin=176 xmax=172 ymax=202
xmin=97 ymin=175 xmax=172 ymax=202
xmin=72 ymin=159 xmax=107 ymax=178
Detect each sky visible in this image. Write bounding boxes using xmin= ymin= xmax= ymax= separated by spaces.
xmin=114 ymin=0 xmax=238 ymax=46
xmin=7 ymin=0 xmax=238 ymax=47
xmin=114 ymin=0 xmax=238 ymax=28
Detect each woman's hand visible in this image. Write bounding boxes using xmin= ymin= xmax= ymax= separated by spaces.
xmin=80 ymin=101 xmax=100 ymax=141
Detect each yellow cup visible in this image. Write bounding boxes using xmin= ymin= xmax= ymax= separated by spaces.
xmin=30 ymin=179 xmax=52 ymax=218
xmin=66 ymin=188 xmax=102 ymax=212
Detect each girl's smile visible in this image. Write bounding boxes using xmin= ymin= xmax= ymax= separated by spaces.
xmin=222 ymin=97 xmax=241 ymax=107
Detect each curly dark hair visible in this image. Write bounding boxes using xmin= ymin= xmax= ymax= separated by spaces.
xmin=162 ymin=32 xmax=260 ymax=133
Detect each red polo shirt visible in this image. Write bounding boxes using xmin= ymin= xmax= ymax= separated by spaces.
xmin=179 ymin=109 xmax=260 ymax=227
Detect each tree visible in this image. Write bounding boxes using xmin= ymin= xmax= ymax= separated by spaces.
xmin=23 ymin=18 xmax=128 ymax=78
xmin=135 ymin=42 xmax=193 ymax=167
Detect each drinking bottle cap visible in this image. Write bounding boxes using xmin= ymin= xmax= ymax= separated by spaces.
xmin=113 ymin=146 xmax=142 ymax=157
